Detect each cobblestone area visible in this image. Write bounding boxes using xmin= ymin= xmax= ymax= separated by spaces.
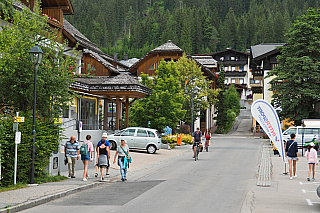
xmin=256 ymin=143 xmax=272 ymax=187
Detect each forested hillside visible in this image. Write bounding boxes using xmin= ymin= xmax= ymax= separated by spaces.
xmin=66 ymin=0 xmax=319 ymax=59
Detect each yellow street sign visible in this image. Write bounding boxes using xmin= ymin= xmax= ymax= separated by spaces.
xmin=14 ymin=117 xmax=25 ymax=122
xmin=54 ymin=118 xmax=62 ymax=124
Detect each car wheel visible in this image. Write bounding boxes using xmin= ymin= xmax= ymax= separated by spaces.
xmin=109 ymin=141 xmax=116 ymax=150
xmin=147 ymin=145 xmax=157 ymax=154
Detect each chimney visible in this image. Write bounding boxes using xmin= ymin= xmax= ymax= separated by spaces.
xmin=114 ymin=53 xmax=118 ymax=61
xmin=124 ymin=54 xmax=129 ymax=61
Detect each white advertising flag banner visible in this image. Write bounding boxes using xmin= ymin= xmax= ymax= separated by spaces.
xmin=251 ymin=99 xmax=285 ymax=162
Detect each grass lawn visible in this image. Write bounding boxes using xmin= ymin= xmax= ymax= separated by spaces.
xmin=0 ymin=175 xmax=68 ymax=192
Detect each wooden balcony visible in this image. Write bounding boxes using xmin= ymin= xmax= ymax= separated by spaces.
xmin=252 ymin=86 xmax=263 ymax=94
xmin=225 ymin=71 xmax=247 ymax=77
xmin=252 ymin=68 xmax=264 ymax=80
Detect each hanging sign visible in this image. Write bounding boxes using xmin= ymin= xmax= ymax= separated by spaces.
xmin=251 ymin=99 xmax=285 ymax=162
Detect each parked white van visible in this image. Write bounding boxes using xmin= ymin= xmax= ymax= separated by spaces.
xmin=283 ymin=127 xmax=320 ymax=146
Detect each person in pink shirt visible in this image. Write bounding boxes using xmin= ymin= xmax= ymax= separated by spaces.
xmin=305 ymin=142 xmax=318 ymax=181
xmin=81 ymin=135 xmax=94 ymax=181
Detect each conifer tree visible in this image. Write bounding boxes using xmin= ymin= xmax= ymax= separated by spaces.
xmin=267 ymin=8 xmax=320 ymax=125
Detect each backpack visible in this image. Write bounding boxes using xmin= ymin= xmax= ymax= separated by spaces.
xmin=80 ymin=142 xmax=88 ymax=156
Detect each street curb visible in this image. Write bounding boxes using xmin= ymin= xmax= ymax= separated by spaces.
xmin=0 ymin=181 xmax=105 ymax=213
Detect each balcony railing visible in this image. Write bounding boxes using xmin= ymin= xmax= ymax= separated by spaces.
xmin=252 ymin=86 xmax=263 ymax=94
xmin=225 ymin=70 xmax=247 ymax=77
xmin=271 ymin=82 xmax=282 ymax=91
xmin=252 ymin=69 xmax=264 ymax=77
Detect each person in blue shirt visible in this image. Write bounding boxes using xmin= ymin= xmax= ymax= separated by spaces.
xmin=95 ymin=133 xmax=110 ymax=177
xmin=64 ymin=136 xmax=80 ymax=178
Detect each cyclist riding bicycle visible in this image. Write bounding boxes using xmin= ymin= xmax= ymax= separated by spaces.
xmin=192 ymin=127 xmax=203 ymax=158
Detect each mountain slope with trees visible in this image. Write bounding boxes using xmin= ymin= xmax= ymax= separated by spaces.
xmin=66 ymin=0 xmax=319 ymax=59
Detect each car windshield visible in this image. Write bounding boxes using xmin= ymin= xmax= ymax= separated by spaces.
xmin=114 ymin=129 xmax=125 ymax=136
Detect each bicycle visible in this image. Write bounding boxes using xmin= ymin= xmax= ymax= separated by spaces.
xmin=204 ymin=140 xmax=209 ymax=152
xmin=194 ymin=141 xmax=200 ymax=161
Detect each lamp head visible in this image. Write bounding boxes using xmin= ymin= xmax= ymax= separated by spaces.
xmin=29 ymin=45 xmax=43 ymax=65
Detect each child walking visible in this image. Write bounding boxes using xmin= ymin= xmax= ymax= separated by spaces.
xmin=305 ymin=142 xmax=318 ymax=181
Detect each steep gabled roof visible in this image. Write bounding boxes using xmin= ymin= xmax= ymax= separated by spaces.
xmin=83 ymin=49 xmax=120 ymax=74
xmin=196 ymin=48 xmax=250 ymax=57
xmin=129 ymin=40 xmax=183 ymax=72
xmin=251 ymin=43 xmax=285 ymax=59
xmin=150 ymin=40 xmax=184 ymax=53
xmin=63 ymin=18 xmax=102 ymax=54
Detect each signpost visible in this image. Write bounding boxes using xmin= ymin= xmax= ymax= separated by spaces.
xmin=13 ymin=113 xmax=24 ymax=186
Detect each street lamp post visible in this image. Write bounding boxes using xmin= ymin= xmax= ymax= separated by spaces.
xmin=28 ymin=45 xmax=43 ymax=184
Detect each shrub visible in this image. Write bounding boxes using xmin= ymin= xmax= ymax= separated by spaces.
xmin=0 ymin=112 xmax=62 ymax=186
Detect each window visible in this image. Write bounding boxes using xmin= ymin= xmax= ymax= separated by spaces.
xmin=224 ymin=66 xmax=229 ymax=71
xmin=239 ymin=79 xmax=244 ymax=84
xmin=250 ymin=79 xmax=261 ymax=84
xmin=224 ymin=79 xmax=228 ymax=84
xmin=63 ymin=108 xmax=69 ymax=118
xmin=298 ymin=128 xmax=320 ymax=135
xmin=284 ymin=128 xmax=296 ymax=135
xmin=149 ymin=63 xmax=158 ymax=70
xmin=220 ymin=57 xmax=224 ymax=61
xmin=148 ymin=131 xmax=155 ymax=137
xmin=232 ymin=66 xmax=236 ymax=71
xmin=87 ymin=63 xmax=96 ymax=71
xmin=239 ymin=66 xmax=244 ymax=71
xmin=81 ymin=99 xmax=97 ymax=130
xmin=231 ymin=79 xmax=236 ymax=83
xmin=231 ymin=56 xmax=235 ymax=60
xmin=114 ymin=129 xmax=125 ymax=136
xmin=137 ymin=129 xmax=148 ymax=137
xmin=108 ymin=103 xmax=116 ymax=113
xmin=225 ymin=56 xmax=230 ymax=60
xmin=122 ymin=129 xmax=136 ymax=136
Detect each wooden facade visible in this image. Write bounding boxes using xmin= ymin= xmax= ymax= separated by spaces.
xmin=81 ymin=54 xmax=111 ymax=76
xmin=133 ymin=52 xmax=183 ymax=76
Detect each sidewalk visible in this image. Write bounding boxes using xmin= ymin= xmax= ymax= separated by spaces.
xmin=241 ymin=147 xmax=320 ymax=213
xmin=0 ymin=146 xmax=190 ymax=213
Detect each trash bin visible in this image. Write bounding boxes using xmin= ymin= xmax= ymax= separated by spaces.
xmin=177 ymin=134 xmax=181 ymax=146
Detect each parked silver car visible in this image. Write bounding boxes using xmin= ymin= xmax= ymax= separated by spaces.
xmin=107 ymin=127 xmax=162 ymax=154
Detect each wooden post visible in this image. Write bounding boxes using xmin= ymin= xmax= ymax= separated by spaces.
xmin=116 ymin=97 xmax=120 ymax=130
xmin=125 ymin=99 xmax=129 ymax=128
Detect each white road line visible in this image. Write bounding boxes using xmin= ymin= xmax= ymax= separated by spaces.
xmin=299 ymin=182 xmax=320 ymax=185
xmin=307 ymin=199 xmax=313 ymax=206
xmin=302 ymin=189 xmax=316 ymax=193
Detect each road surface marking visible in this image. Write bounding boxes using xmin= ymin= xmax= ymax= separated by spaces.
xmin=302 ymin=189 xmax=316 ymax=193
xmin=300 ymin=182 xmax=320 ymax=185
xmin=307 ymin=199 xmax=313 ymax=205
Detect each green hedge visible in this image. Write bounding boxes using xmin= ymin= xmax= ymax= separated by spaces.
xmin=0 ymin=112 xmax=61 ymax=186
xmin=162 ymin=134 xmax=193 ymax=144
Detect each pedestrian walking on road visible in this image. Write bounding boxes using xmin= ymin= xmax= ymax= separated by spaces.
xmin=96 ymin=138 xmax=110 ymax=181
xmin=285 ymin=133 xmax=299 ymax=180
xmin=204 ymin=129 xmax=211 ymax=149
xmin=95 ymin=133 xmax=110 ymax=177
xmin=192 ymin=127 xmax=203 ymax=158
xmin=64 ymin=136 xmax=80 ymax=178
xmin=81 ymin=135 xmax=94 ymax=181
xmin=305 ymin=142 xmax=318 ymax=181
xmin=113 ymin=139 xmax=130 ymax=181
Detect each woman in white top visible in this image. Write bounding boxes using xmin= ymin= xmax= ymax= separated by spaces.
xmin=113 ymin=139 xmax=130 ymax=181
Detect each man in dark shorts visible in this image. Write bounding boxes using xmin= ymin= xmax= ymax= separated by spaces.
xmin=192 ymin=127 xmax=203 ymax=158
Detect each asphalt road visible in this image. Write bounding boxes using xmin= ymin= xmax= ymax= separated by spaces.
xmin=22 ymin=136 xmax=264 ymax=213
